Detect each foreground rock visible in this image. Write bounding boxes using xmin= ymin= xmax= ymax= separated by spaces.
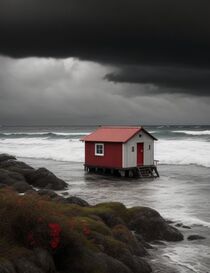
xmin=187 ymin=235 xmax=206 ymax=240
xmin=0 ymin=155 xmax=184 ymax=273
xmin=66 ymin=196 xmax=90 ymax=207
xmin=0 ymin=154 xmax=16 ymax=162
xmin=0 ymin=154 xmax=67 ymax=191
xmin=26 ymin=168 xmax=67 ymax=190
xmin=12 ymin=181 xmax=33 ymax=193
xmin=128 ymin=206 xmax=184 ymax=242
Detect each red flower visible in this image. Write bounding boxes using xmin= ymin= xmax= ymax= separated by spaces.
xmin=83 ymin=225 xmax=91 ymax=237
xmin=48 ymin=223 xmax=61 ymax=249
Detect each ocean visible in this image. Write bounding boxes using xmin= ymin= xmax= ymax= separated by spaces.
xmin=0 ymin=125 xmax=209 ymax=272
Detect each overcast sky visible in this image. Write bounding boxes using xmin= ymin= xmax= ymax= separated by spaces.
xmin=0 ymin=0 xmax=210 ymax=125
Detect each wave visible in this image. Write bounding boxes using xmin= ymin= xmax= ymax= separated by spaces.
xmin=172 ymin=130 xmax=210 ymax=136
xmin=0 ymin=138 xmax=84 ymax=162
xmin=166 ymin=213 xmax=210 ymax=228
xmin=0 ymin=135 xmax=210 ymax=167
xmin=0 ymin=132 xmax=89 ymax=139
xmin=155 ymin=139 xmax=210 ymax=167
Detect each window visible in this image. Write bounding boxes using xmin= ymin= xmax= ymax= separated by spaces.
xmin=95 ymin=143 xmax=104 ymax=156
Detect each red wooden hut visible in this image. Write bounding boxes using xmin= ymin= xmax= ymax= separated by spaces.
xmin=81 ymin=126 xmax=159 ymax=178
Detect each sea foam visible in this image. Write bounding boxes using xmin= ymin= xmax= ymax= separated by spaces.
xmin=172 ymin=130 xmax=210 ymax=136
xmin=0 ymin=130 xmax=210 ymax=167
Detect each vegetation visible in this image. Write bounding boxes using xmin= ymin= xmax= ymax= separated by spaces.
xmin=0 ymin=187 xmax=183 ymax=273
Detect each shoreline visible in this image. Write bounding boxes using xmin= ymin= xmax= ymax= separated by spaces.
xmin=0 ymin=153 xmax=188 ymax=273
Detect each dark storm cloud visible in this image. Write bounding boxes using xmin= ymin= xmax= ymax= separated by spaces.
xmin=1 ymin=0 xmax=210 ymax=100
xmin=105 ymin=65 xmax=210 ymax=96
xmin=0 ymin=0 xmax=210 ymax=67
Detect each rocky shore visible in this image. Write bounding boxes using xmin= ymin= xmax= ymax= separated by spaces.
xmin=0 ymin=154 xmax=184 ymax=273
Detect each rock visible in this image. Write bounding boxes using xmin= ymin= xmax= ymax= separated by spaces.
xmin=68 ymin=248 xmax=132 ymax=273
xmin=53 ymin=196 xmax=68 ymax=203
xmin=13 ymin=257 xmax=45 ymax=273
xmin=151 ymin=240 xmax=166 ymax=245
xmin=0 ymin=169 xmax=26 ymax=186
xmin=182 ymin=225 xmax=191 ymax=229
xmin=116 ymin=250 xmax=152 ymax=273
xmin=33 ymin=248 xmax=56 ymax=273
xmin=175 ymin=223 xmax=183 ymax=227
xmin=96 ymin=252 xmax=132 ymax=273
xmin=89 ymin=232 xmax=151 ymax=273
xmin=0 ymin=260 xmax=16 ymax=273
xmin=12 ymin=181 xmax=32 ymax=193
xmin=128 ymin=207 xmax=184 ymax=242
xmin=135 ymin=233 xmax=154 ymax=249
xmin=0 ymin=154 xmax=16 ymax=162
xmin=37 ymin=189 xmax=58 ymax=199
xmin=187 ymin=235 xmax=206 ymax=240
xmin=66 ymin=196 xmax=89 ymax=207
xmin=112 ymin=224 xmax=147 ymax=256
xmin=97 ymin=212 xmax=125 ymax=228
xmin=25 ymin=189 xmax=38 ymax=195
xmin=0 ymin=159 xmax=34 ymax=171
xmin=26 ymin=168 xmax=67 ymax=190
xmin=61 ymin=191 xmax=69 ymax=196
xmin=0 ymin=184 xmax=8 ymax=189
xmin=175 ymin=223 xmax=191 ymax=229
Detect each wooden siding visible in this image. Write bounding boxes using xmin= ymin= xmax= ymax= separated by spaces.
xmin=85 ymin=142 xmax=123 ymax=168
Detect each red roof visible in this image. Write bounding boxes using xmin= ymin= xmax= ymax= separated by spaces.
xmin=81 ymin=126 xmax=157 ymax=143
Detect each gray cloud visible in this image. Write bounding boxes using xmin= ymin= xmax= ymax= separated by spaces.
xmin=105 ymin=65 xmax=210 ymax=96
xmin=0 ymin=56 xmax=209 ymax=125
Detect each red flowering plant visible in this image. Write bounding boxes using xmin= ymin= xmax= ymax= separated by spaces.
xmin=48 ymin=223 xmax=62 ymax=250
xmin=26 ymin=221 xmax=62 ymax=251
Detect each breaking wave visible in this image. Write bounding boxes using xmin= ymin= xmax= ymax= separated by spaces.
xmin=0 ymin=127 xmax=210 ymax=167
xmin=172 ymin=130 xmax=210 ymax=136
xmin=155 ymin=139 xmax=210 ymax=167
xmin=0 ymin=132 xmax=89 ymax=139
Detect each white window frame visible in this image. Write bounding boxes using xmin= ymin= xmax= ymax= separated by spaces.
xmin=95 ymin=143 xmax=104 ymax=156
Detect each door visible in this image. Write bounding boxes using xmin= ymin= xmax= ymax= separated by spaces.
xmin=137 ymin=143 xmax=144 ymax=166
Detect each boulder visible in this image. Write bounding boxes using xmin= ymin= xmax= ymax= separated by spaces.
xmin=12 ymin=181 xmax=32 ymax=193
xmin=128 ymin=207 xmax=183 ymax=242
xmin=53 ymin=196 xmax=68 ymax=203
xmin=182 ymin=225 xmax=191 ymax=229
xmin=0 ymin=159 xmax=34 ymax=171
xmin=33 ymin=248 xmax=56 ymax=273
xmin=0 ymin=154 xmax=16 ymax=162
xmin=112 ymin=224 xmax=147 ymax=256
xmin=26 ymin=168 xmax=67 ymax=190
xmin=66 ymin=196 xmax=89 ymax=207
xmin=0 ymin=184 xmax=8 ymax=189
xmin=0 ymin=169 xmax=26 ymax=186
xmin=37 ymin=189 xmax=58 ymax=199
xmin=13 ymin=257 xmax=45 ymax=273
xmin=61 ymin=191 xmax=69 ymax=196
xmin=96 ymin=252 xmax=132 ymax=273
xmin=89 ymin=232 xmax=151 ymax=273
xmin=0 ymin=159 xmax=35 ymax=181
xmin=0 ymin=260 xmax=16 ymax=273
xmin=187 ymin=235 xmax=206 ymax=240
xmin=66 ymin=248 xmax=132 ymax=273
xmin=25 ymin=189 xmax=38 ymax=195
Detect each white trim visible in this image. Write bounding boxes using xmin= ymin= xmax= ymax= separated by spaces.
xmin=95 ymin=143 xmax=104 ymax=156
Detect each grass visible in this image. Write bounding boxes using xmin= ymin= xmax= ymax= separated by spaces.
xmin=0 ymin=188 xmax=149 ymax=273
